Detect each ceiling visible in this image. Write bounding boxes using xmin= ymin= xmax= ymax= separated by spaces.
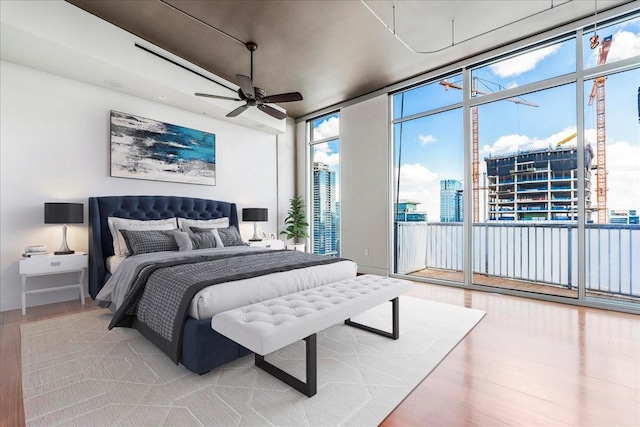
xmin=0 ymin=0 xmax=631 ymax=127
xmin=64 ymin=0 xmax=633 ymax=120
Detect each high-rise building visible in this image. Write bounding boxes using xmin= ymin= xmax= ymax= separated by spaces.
xmin=312 ymin=162 xmax=337 ymax=255
xmin=395 ymin=201 xmax=427 ymax=222
xmin=440 ymin=180 xmax=463 ymax=222
xmin=485 ymin=145 xmax=594 ymax=221
xmin=609 ymin=209 xmax=639 ymax=225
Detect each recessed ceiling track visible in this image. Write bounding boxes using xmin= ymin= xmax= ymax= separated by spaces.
xmin=134 ymin=42 xmax=236 ymax=93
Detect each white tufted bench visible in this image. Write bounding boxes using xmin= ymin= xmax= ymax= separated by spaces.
xmin=211 ymin=274 xmax=412 ymax=397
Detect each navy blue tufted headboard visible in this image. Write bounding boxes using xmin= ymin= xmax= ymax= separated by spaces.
xmin=88 ymin=195 xmax=239 ymax=299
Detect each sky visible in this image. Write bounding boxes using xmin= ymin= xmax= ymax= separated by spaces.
xmin=394 ymin=16 xmax=640 ymax=223
xmin=312 ymin=113 xmax=341 ymax=203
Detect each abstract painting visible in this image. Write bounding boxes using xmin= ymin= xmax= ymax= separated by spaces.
xmin=110 ymin=111 xmax=216 ymax=185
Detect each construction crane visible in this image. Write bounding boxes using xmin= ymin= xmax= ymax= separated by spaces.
xmin=556 ymin=132 xmax=577 ymax=147
xmin=588 ymin=35 xmax=612 ymax=224
xmin=440 ymin=78 xmax=538 ymax=222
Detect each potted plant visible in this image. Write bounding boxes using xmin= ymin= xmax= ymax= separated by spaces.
xmin=280 ymin=196 xmax=309 ymax=251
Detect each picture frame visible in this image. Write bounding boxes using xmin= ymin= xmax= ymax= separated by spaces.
xmin=110 ymin=110 xmax=216 ymax=186
xmin=269 ymin=233 xmax=277 ymax=240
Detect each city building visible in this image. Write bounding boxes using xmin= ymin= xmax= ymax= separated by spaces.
xmin=440 ymin=180 xmax=464 ymax=222
xmin=485 ymin=145 xmax=594 ymax=221
xmin=396 ymin=200 xmax=427 ymax=222
xmin=312 ymin=162 xmax=338 ymax=255
xmin=609 ymin=209 xmax=639 ymax=225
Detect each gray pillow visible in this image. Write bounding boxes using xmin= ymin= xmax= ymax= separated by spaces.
xmin=216 ymin=227 xmax=248 ymax=247
xmin=120 ymin=229 xmax=179 ymax=255
xmin=190 ymin=230 xmax=218 ymax=249
xmin=173 ymin=230 xmax=218 ymax=251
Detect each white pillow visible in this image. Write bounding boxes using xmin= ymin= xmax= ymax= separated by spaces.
xmin=177 ymin=217 xmax=229 ymax=232
xmin=107 ymin=217 xmax=177 ymax=257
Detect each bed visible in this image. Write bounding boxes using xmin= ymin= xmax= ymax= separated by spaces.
xmin=88 ymin=195 xmax=357 ymax=374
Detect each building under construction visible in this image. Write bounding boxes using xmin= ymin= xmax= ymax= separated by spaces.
xmin=485 ymin=145 xmax=594 ymax=221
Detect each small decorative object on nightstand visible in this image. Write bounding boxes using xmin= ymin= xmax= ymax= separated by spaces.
xmin=19 ymin=252 xmax=87 ymax=315
xmin=248 ymin=239 xmax=285 ymax=250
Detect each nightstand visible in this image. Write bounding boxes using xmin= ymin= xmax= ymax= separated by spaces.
xmin=19 ymin=252 xmax=87 ymax=315
xmin=248 ymin=239 xmax=285 ymax=250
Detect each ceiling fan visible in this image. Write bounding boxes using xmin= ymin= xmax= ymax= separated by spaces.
xmin=195 ymin=42 xmax=303 ymax=120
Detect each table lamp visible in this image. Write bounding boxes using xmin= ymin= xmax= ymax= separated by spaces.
xmin=44 ymin=202 xmax=84 ymax=255
xmin=242 ymin=208 xmax=268 ymax=241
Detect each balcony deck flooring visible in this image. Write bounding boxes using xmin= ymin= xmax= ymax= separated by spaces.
xmin=410 ymin=268 xmax=638 ymax=302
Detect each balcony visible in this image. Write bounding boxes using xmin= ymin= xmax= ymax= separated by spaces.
xmin=395 ymin=222 xmax=640 ymax=302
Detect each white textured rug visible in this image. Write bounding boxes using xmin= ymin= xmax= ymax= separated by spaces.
xmin=21 ymin=296 xmax=485 ymax=426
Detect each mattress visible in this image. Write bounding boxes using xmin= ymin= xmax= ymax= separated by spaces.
xmin=188 ymin=259 xmax=357 ymax=319
xmin=97 ymin=246 xmax=358 ymax=320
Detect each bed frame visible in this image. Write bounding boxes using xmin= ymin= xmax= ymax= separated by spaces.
xmin=88 ymin=195 xmax=251 ymax=374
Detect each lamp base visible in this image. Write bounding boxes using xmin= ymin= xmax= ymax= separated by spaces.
xmin=54 ymin=250 xmax=75 ymax=255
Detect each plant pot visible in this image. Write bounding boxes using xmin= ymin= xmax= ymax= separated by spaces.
xmin=286 ymin=244 xmax=306 ymax=252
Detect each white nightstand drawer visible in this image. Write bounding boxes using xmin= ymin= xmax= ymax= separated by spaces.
xmin=248 ymin=239 xmax=285 ymax=250
xmin=19 ymin=253 xmax=87 ymax=275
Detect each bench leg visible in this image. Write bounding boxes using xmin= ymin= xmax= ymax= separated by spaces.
xmin=345 ymin=297 xmax=400 ymax=340
xmin=255 ymin=334 xmax=317 ymax=397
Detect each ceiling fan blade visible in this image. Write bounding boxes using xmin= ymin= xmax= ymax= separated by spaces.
xmin=226 ymin=104 xmax=249 ymax=118
xmin=263 ymin=92 xmax=303 ymax=103
xmin=258 ymin=104 xmax=287 ymax=120
xmin=235 ymin=74 xmax=255 ymax=99
xmin=195 ymin=93 xmax=242 ymax=101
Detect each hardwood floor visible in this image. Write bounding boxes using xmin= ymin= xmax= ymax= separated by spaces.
xmin=1 ymin=286 xmax=638 ymax=426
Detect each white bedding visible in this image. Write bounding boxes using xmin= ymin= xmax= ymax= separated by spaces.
xmin=106 ymin=255 xmax=127 ymax=274
xmin=96 ymin=246 xmax=357 ymax=320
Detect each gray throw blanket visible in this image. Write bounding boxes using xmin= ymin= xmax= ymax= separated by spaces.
xmin=109 ymin=250 xmax=345 ymax=363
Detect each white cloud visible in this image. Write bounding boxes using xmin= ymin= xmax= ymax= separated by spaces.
xmin=482 ymin=127 xmax=579 ymax=156
xmin=608 ymin=30 xmax=640 ymax=61
xmin=396 ymin=163 xmax=440 ymax=221
xmin=314 ymin=151 xmax=339 ymax=167
xmin=489 ymin=44 xmax=561 ymax=78
xmin=314 ymin=143 xmax=332 ymax=154
xmin=397 ymin=163 xmax=438 ymax=185
xmin=605 ymin=141 xmax=640 ymax=211
xmin=418 ymin=134 xmax=437 ymax=145
xmin=313 ymin=116 xmax=339 ymax=140
xmin=586 ymin=30 xmax=640 ymax=67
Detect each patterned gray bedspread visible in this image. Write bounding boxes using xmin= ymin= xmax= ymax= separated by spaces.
xmin=108 ymin=250 xmax=344 ymax=363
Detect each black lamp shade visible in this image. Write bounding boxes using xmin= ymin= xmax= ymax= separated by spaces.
xmin=44 ymin=203 xmax=84 ymax=224
xmin=242 ymin=208 xmax=268 ymax=222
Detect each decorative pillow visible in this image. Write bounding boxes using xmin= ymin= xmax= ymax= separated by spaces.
xmin=173 ymin=230 xmax=217 ymax=251
xmin=120 ymin=229 xmax=179 ymax=255
xmin=177 ymin=217 xmax=229 ymax=232
xmin=217 ymin=227 xmax=248 ymax=247
xmin=107 ymin=217 xmax=177 ymax=257
xmin=191 ymin=227 xmax=224 ymax=247
xmin=173 ymin=230 xmax=193 ymax=251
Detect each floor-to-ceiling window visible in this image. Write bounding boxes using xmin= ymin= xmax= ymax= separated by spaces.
xmin=393 ymin=76 xmax=463 ymax=279
xmin=470 ymin=38 xmax=580 ymax=298
xmin=309 ymin=113 xmax=340 ymax=256
xmin=581 ymin=16 xmax=640 ymax=304
xmin=391 ymin=10 xmax=639 ymax=310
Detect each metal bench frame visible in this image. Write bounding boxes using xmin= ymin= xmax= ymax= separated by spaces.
xmin=254 ymin=297 xmax=400 ymax=397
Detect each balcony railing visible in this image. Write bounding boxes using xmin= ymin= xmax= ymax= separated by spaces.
xmin=396 ymin=222 xmax=640 ymax=299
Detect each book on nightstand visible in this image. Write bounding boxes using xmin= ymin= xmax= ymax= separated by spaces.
xmin=22 ymin=245 xmax=48 ymax=257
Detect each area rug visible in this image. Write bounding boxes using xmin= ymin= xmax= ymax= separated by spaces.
xmin=21 ymin=296 xmax=485 ymax=426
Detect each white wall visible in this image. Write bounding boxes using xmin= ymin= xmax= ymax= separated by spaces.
xmin=0 ymin=61 xmax=292 ymax=311
xmin=340 ymin=95 xmax=390 ymax=275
